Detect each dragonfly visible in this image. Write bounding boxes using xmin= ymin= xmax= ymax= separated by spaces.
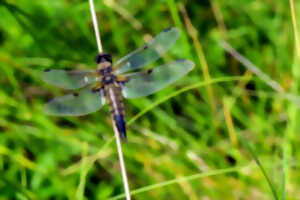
xmin=41 ymin=27 xmax=194 ymax=140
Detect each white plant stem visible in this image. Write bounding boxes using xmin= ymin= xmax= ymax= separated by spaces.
xmin=89 ymin=0 xmax=103 ymax=53
xmin=113 ymin=122 xmax=131 ymax=200
xmin=88 ymin=0 xmax=131 ymax=199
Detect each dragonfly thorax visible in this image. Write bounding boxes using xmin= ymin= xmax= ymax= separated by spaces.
xmin=101 ymin=74 xmax=116 ymax=85
xmin=96 ymin=53 xmax=113 ymax=76
xmin=98 ymin=63 xmax=112 ymax=75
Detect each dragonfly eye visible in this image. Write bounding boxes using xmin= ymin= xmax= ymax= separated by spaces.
xmin=95 ymin=53 xmax=112 ymax=64
xmin=163 ymin=27 xmax=172 ymax=32
xmin=146 ymin=69 xmax=153 ymax=74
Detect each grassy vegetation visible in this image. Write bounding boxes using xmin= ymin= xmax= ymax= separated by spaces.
xmin=0 ymin=0 xmax=300 ymax=199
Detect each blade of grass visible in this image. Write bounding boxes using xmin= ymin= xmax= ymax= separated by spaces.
xmin=104 ymin=0 xmax=142 ymax=31
xmin=222 ymin=97 xmax=238 ymax=147
xmin=281 ymin=146 xmax=287 ymax=200
xmin=179 ymin=3 xmax=217 ymax=124
xmin=0 ymin=173 xmax=40 ymax=200
xmin=289 ymin=0 xmax=300 ymax=59
xmin=220 ymin=40 xmax=300 ymax=108
xmin=220 ymin=40 xmax=284 ymax=93
xmin=238 ymin=135 xmax=279 ymax=200
xmin=107 ymin=165 xmax=247 ymax=200
xmin=75 ymin=142 xmax=89 ymax=200
xmin=0 ymin=145 xmax=36 ymax=171
xmin=128 ymin=76 xmax=250 ymax=126
xmin=61 ymin=137 xmax=114 ymax=176
xmin=166 ymin=0 xmax=191 ymax=58
xmin=284 ymin=1 xmax=300 ymax=199
xmin=209 ymin=0 xmax=227 ymax=37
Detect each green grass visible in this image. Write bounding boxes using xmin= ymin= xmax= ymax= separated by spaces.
xmin=0 ymin=0 xmax=300 ymax=199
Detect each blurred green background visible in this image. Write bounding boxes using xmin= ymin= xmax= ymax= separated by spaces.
xmin=1 ymin=0 xmax=300 ymax=199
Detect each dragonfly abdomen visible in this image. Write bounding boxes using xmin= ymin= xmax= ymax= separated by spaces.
xmin=105 ymin=83 xmax=126 ymax=139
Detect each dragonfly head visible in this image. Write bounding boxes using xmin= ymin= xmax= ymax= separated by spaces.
xmin=95 ymin=53 xmax=112 ymax=64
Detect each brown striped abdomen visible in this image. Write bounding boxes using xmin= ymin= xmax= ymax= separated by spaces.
xmin=105 ymin=83 xmax=124 ymax=116
xmin=105 ymin=83 xmax=126 ymax=139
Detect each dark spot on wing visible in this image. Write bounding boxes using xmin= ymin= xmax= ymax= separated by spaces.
xmin=163 ymin=27 xmax=172 ymax=32
xmin=92 ymin=88 xmax=101 ymax=93
xmin=146 ymin=69 xmax=153 ymax=74
xmin=73 ymin=92 xmax=79 ymax=97
xmin=44 ymin=68 xmax=51 ymax=72
xmin=143 ymin=45 xmax=148 ymax=50
xmin=118 ymin=78 xmax=129 ymax=86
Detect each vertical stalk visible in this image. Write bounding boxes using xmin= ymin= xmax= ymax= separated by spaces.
xmin=88 ymin=0 xmax=131 ymax=199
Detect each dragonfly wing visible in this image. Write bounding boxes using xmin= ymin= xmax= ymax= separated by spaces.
xmin=44 ymin=86 xmax=105 ymax=116
xmin=122 ymin=59 xmax=194 ymax=98
xmin=41 ymin=69 xmax=98 ymax=89
xmin=115 ymin=27 xmax=181 ymax=74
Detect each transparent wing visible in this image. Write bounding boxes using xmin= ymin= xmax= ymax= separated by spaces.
xmin=115 ymin=27 xmax=181 ymax=74
xmin=122 ymin=59 xmax=194 ymax=98
xmin=41 ymin=69 xmax=98 ymax=89
xmin=44 ymin=86 xmax=105 ymax=116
